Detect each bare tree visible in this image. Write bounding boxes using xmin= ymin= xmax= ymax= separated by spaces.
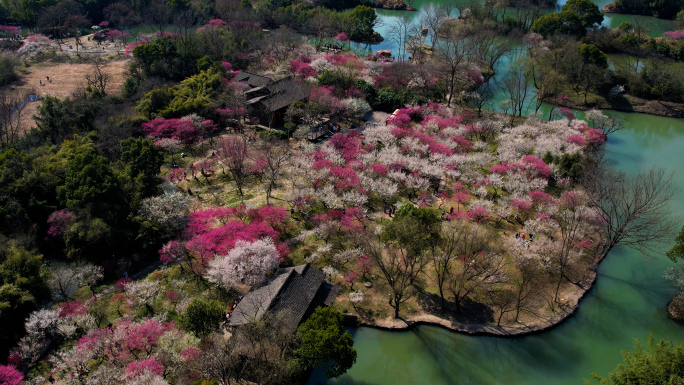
xmin=261 ymin=142 xmax=291 ymax=206
xmin=405 ymin=23 xmax=426 ymax=62
xmin=421 ymin=4 xmax=445 ymax=48
xmin=145 ymin=0 xmax=169 ymax=33
xmin=387 ymin=17 xmax=414 ymax=61
xmin=497 ymin=60 xmax=533 ymax=124
xmin=471 ymin=30 xmax=513 ymax=74
xmin=446 ymin=222 xmax=507 ymax=313
xmin=234 ymin=311 xmax=300 ymax=384
xmin=359 ymin=228 xmax=430 ymax=319
xmin=512 ymin=257 xmax=542 ymax=322
xmin=194 ymin=333 xmax=247 ymax=385
xmin=548 ymin=192 xmax=592 ymax=301
xmin=85 ymin=59 xmax=110 ymax=96
xmin=465 ymin=82 xmax=495 ymax=117
xmin=308 ymin=12 xmax=334 ymax=50
xmin=487 ymin=287 xmax=516 ymax=326
xmin=264 ymin=28 xmax=301 ymax=65
xmin=48 ymin=263 xmax=104 ymax=300
xmin=104 ymin=2 xmax=141 ymax=30
xmin=432 ymin=221 xmax=462 ymax=310
xmin=435 ymin=29 xmax=471 ymax=106
xmin=217 ymin=136 xmax=251 ymax=204
xmin=0 ymin=89 xmax=30 ymax=147
xmin=586 ymin=166 xmax=677 ymax=262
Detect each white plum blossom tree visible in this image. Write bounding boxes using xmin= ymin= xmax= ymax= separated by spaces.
xmin=205 ymin=238 xmax=281 ymax=289
xmin=138 ymin=192 xmax=191 ymax=236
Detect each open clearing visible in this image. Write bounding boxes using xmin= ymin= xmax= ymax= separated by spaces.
xmin=10 ymin=60 xmax=129 ymax=131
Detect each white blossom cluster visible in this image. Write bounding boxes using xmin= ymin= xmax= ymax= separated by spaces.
xmin=205 ymin=237 xmax=280 ymax=289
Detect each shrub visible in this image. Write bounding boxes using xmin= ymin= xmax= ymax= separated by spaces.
xmin=180 ymin=298 xmax=224 ymax=337
xmin=0 ymin=54 xmax=18 ymax=86
xmin=258 ymin=129 xmax=288 ymax=141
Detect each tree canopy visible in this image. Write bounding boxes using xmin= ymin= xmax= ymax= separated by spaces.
xmin=181 ymin=298 xmax=225 ymax=337
xmin=295 ymin=307 xmax=356 ymax=379
xmin=532 ymin=0 xmax=603 ymax=37
xmin=587 ymin=334 xmax=684 ymax=384
xmin=667 ymin=225 xmax=684 ymax=262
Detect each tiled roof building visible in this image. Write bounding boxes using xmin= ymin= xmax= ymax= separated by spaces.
xmin=237 ymin=73 xmax=308 ymax=127
xmin=229 ymin=264 xmax=340 ymax=332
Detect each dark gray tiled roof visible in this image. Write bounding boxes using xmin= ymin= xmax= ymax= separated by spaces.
xmin=234 ymin=72 xmax=272 ymax=88
xmin=228 ymin=264 xmax=340 ymax=331
xmin=245 ymin=77 xmax=308 ymax=112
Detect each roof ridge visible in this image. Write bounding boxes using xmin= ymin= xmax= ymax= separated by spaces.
xmin=264 ymin=268 xmax=295 ymax=310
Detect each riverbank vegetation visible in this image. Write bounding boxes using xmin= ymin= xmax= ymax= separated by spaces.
xmin=521 ymin=0 xmax=684 ymax=116
xmin=602 ymin=0 xmax=684 ymax=19
xmin=587 ymin=334 xmax=684 ymax=384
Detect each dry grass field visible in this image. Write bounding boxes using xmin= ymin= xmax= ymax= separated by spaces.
xmin=10 ymin=60 xmax=129 ymax=131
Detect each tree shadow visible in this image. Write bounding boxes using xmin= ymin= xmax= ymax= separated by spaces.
xmin=418 ymin=291 xmax=494 ymax=324
xmin=603 ymin=94 xmax=634 ymax=111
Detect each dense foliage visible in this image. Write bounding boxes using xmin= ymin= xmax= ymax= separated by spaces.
xmin=295 ymin=307 xmax=356 ymax=379
xmin=609 ymin=0 xmax=684 ymax=19
xmin=588 ymin=335 xmax=684 ymax=384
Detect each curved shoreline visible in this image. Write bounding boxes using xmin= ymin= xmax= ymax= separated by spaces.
xmin=351 ymin=252 xmax=608 ymax=337
xmin=545 ymin=96 xmax=684 ymax=119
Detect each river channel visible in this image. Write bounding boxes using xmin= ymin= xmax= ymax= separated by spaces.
xmin=309 ymin=2 xmax=684 ymax=384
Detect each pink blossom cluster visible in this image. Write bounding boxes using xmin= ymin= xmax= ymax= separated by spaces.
xmin=0 ymin=365 xmax=22 ymax=385
xmin=142 ymin=118 xmax=201 ymax=144
xmin=26 ymin=34 xmax=50 ymax=43
xmin=216 ymin=106 xmax=245 ymax=119
xmin=0 ymin=25 xmax=20 ymax=35
xmin=665 ymin=30 xmax=684 ymax=40
xmin=310 ymin=86 xmax=345 ymax=115
xmin=289 ymin=59 xmax=317 ymax=78
xmin=124 ymin=40 xmax=147 ymax=58
xmin=58 ymin=300 xmax=88 ymax=317
xmin=47 ymin=209 xmax=76 ymax=237
xmin=160 ymin=205 xmax=290 ymax=268
xmin=75 ymin=319 xmax=175 ymax=362
xmin=204 ymin=18 xmax=228 ymax=29
xmin=105 ymin=29 xmax=130 ymax=42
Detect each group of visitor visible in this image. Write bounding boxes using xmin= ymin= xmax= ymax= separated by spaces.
xmin=440 ymin=207 xmax=455 ymax=221
xmin=383 ymin=205 xmax=396 ymax=217
xmin=514 ymin=232 xmax=535 ymax=248
xmin=38 ymin=75 xmax=51 ymax=86
xmin=221 ymin=297 xmax=243 ymax=328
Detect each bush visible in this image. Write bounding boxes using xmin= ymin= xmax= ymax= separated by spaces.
xmin=668 ymin=294 xmax=684 ymax=322
xmin=284 ymin=122 xmax=297 ymax=136
xmin=0 ymin=54 xmax=18 ymax=86
xmin=0 ymin=40 xmax=21 ymax=51
xmin=180 ymin=298 xmax=224 ymax=337
xmin=122 ymin=77 xmax=140 ymax=98
xmin=258 ymin=129 xmax=289 ymax=141
xmin=137 ymin=68 xmax=224 ymax=118
xmin=373 ymin=87 xmax=411 ymax=112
